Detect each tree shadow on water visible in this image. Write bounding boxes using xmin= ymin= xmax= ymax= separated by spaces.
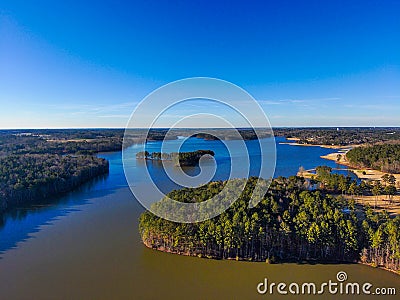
xmin=0 ymin=175 xmax=118 ymax=258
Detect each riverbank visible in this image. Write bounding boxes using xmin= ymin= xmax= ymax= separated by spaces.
xmin=358 ymin=261 xmax=400 ymax=276
xmin=144 ymin=237 xmax=400 ymax=276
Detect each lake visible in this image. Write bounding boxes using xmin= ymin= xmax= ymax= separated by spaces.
xmin=0 ymin=137 xmax=398 ymax=299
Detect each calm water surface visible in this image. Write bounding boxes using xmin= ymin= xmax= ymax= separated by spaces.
xmin=0 ymin=137 xmax=398 ymax=299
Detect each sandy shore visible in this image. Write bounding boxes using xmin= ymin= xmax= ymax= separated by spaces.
xmin=280 ymin=142 xmax=355 ymax=150
xmin=320 ymin=152 xmax=351 ymax=165
xmin=289 ymin=141 xmax=400 ymax=185
xmin=320 ymin=152 xmax=400 ymax=183
xmin=297 ymin=170 xmax=400 ymax=216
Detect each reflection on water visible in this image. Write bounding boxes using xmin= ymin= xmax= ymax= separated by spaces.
xmin=0 ymin=174 xmax=114 ymax=255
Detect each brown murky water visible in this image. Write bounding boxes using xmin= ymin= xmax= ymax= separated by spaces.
xmin=0 ymin=187 xmax=398 ymax=300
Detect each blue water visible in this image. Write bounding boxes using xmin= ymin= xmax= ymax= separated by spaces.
xmin=0 ymin=137 xmax=353 ymax=255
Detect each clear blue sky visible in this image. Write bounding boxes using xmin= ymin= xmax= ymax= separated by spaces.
xmin=0 ymin=0 xmax=399 ymax=128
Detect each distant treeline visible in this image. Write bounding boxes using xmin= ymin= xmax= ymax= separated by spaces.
xmin=140 ymin=177 xmax=400 ymax=273
xmin=194 ymin=128 xmax=272 ymax=141
xmin=2 ymin=128 xmax=400 ymax=153
xmin=0 ymin=131 xmax=123 ymax=157
xmin=346 ymin=144 xmax=400 ymax=174
xmin=144 ymin=128 xmax=273 ymax=141
xmin=0 ymin=154 xmax=109 ymax=212
xmin=0 ymin=128 xmax=273 ymax=157
xmin=136 ymin=150 xmax=214 ymax=166
xmin=0 ymin=131 xmax=118 ymax=213
xmin=274 ymin=127 xmax=400 ymax=146
xmin=0 ymin=128 xmax=125 ymax=139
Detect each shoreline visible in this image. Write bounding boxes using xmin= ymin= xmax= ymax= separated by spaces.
xmin=320 ymin=151 xmax=400 ymax=183
xmin=143 ymin=240 xmax=399 ymax=276
xmin=285 ymin=139 xmax=400 ymax=183
xmin=358 ymin=261 xmax=400 ymax=276
xmin=279 ymin=141 xmax=355 ymax=150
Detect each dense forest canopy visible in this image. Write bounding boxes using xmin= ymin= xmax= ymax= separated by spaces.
xmin=346 ymin=144 xmax=400 ymax=174
xmin=136 ymin=150 xmax=214 ymax=166
xmin=140 ymin=177 xmax=400 ymax=272
xmin=0 ymin=130 xmax=123 ymax=157
xmin=0 ymin=130 xmax=117 ymax=212
xmin=0 ymin=154 xmax=108 ymax=211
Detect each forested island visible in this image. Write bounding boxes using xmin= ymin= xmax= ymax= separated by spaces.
xmin=140 ymin=176 xmax=400 ymax=273
xmin=136 ymin=150 xmax=214 ymax=166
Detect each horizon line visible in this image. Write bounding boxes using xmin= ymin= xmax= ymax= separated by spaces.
xmin=1 ymin=126 xmax=400 ymax=130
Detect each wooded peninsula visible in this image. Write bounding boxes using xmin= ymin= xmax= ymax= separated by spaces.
xmin=0 ymin=129 xmax=116 ymax=212
xmin=140 ymin=175 xmax=400 ymax=274
xmin=0 ymin=154 xmax=108 ymax=212
xmin=346 ymin=143 xmax=400 ymax=174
